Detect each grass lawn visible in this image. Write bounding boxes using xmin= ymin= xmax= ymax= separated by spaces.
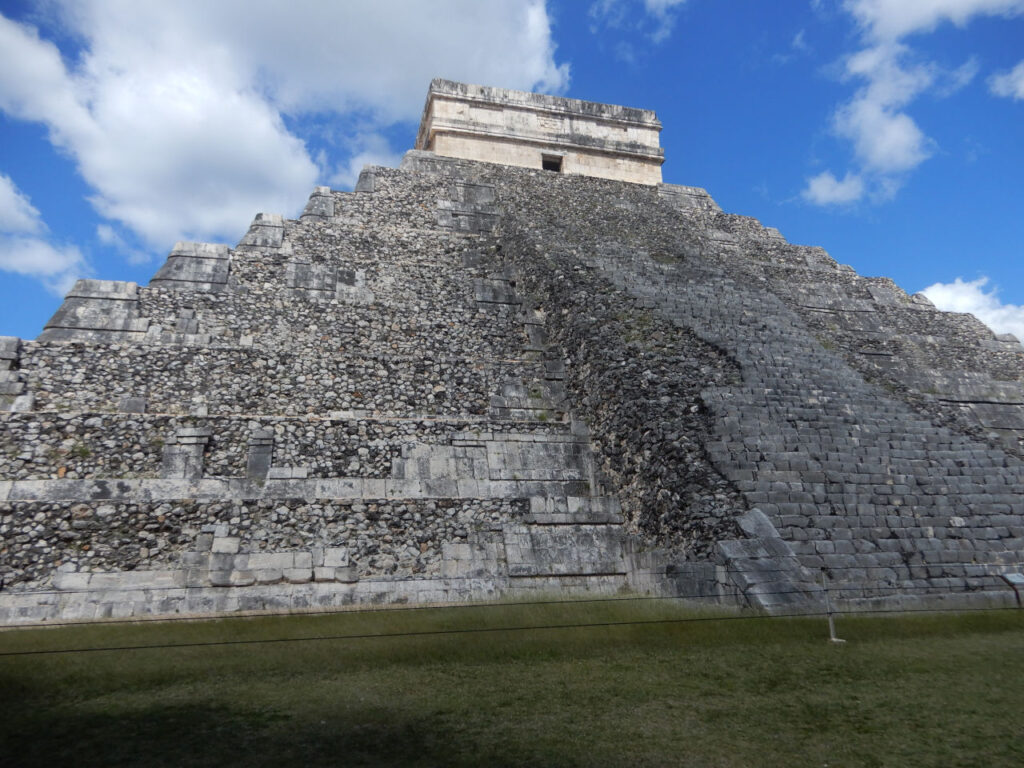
xmin=0 ymin=599 xmax=1022 ymax=767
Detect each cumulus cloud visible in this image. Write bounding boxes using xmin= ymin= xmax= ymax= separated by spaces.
xmin=801 ymin=170 xmax=865 ymax=205
xmin=0 ymin=235 xmax=86 ymax=295
xmin=922 ymin=277 xmax=1024 ymax=339
xmin=844 ymin=0 xmax=1024 ymax=41
xmin=0 ymin=173 xmax=44 ymax=234
xmin=803 ymin=0 xmax=1024 ymax=205
xmin=990 ymin=59 xmax=1024 ymax=99
xmin=0 ymin=174 xmax=87 ymax=293
xmin=834 ymin=44 xmax=936 ymax=173
xmin=0 ymin=2 xmax=568 ymax=254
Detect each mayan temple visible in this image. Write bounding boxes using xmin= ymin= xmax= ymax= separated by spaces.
xmin=1 ymin=78 xmax=1023 ymax=624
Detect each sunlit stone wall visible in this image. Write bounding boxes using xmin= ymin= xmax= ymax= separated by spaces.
xmin=415 ymin=79 xmax=664 ymax=185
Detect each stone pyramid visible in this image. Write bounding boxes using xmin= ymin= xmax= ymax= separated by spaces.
xmin=2 ymin=80 xmax=1023 ymax=624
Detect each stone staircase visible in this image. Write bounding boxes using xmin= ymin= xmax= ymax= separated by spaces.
xmin=575 ymin=198 xmax=1024 ymax=609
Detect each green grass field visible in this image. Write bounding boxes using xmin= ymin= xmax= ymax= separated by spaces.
xmin=1 ymin=599 xmax=1022 ymax=767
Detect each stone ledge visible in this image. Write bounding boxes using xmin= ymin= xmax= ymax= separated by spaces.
xmin=3 ymin=476 xmax=595 ymax=502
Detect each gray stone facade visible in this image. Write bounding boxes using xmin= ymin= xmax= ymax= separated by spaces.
xmin=1 ymin=136 xmax=1023 ymax=624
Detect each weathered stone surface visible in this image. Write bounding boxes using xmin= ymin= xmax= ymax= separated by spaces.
xmin=149 ymin=242 xmax=232 ymax=293
xmin=2 ymin=82 xmax=1023 ymax=624
xmin=416 ymin=79 xmax=664 ymax=185
xmin=38 ymin=280 xmax=148 ymax=343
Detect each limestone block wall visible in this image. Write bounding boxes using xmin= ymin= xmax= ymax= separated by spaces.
xmin=429 ymin=133 xmax=663 ymax=186
xmin=416 ymin=79 xmax=664 ymax=185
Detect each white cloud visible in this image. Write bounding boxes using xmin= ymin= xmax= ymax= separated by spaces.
xmin=834 ymin=88 xmax=933 ymax=173
xmin=0 ymin=173 xmax=44 ymax=234
xmin=801 ymin=170 xmax=865 ymax=205
xmin=802 ymin=40 xmax=934 ymax=203
xmin=0 ymin=2 xmax=568 ymax=253
xmin=844 ymin=0 xmax=1024 ymax=41
xmin=990 ymin=59 xmax=1024 ymax=99
xmin=589 ymin=0 xmax=687 ymax=43
xmin=0 ymin=235 xmax=87 ymax=295
xmin=0 ymin=173 xmax=87 ymax=293
xmin=804 ymin=1 xmax=1024 ymax=206
xmin=834 ymin=43 xmax=937 ymax=172
xmin=921 ymin=277 xmax=1024 ymax=339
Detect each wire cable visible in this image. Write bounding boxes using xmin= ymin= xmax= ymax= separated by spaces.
xmin=0 ymin=601 xmax=1019 ymax=658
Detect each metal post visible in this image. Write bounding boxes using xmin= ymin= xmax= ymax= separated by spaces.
xmin=822 ymin=571 xmax=846 ymax=644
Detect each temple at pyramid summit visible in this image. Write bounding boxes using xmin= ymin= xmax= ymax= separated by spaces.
xmin=415 ymin=79 xmax=665 ymax=184
xmin=1 ymin=79 xmax=1023 ymax=624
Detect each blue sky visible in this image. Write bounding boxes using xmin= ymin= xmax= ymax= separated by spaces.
xmin=1 ymin=0 xmax=1023 ymax=339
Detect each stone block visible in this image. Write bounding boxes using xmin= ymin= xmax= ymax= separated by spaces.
xmin=9 ymin=393 xmax=33 ymax=412
xmin=256 ymin=569 xmax=283 ymax=584
xmin=53 ymin=572 xmax=91 ymax=590
xmin=314 ymin=567 xmax=336 ymax=582
xmin=0 ymin=336 xmax=19 ymax=361
xmin=247 ymin=428 xmax=275 ymax=480
xmin=284 ymin=568 xmax=312 ymax=584
xmin=118 ymin=396 xmax=147 ymax=414
xmin=150 ymin=242 xmax=230 ymax=292
xmin=211 ymin=537 xmax=241 ymax=554
xmin=208 ymin=553 xmax=236 ymax=572
xmin=323 ymin=547 xmax=350 ymax=567
xmin=230 ymin=570 xmax=256 ymax=587
xmin=248 ymin=553 xmax=294 ymax=570
xmin=209 ymin=571 xmax=233 ymax=587
xmin=355 ymin=169 xmax=376 ymax=193
xmin=181 ymin=551 xmax=207 ymax=566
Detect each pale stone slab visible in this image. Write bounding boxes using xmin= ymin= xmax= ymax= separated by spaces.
xmin=415 ymin=80 xmax=663 ymax=185
xmin=284 ymin=568 xmax=312 ymax=584
xmin=323 ymin=547 xmax=349 ymax=567
xmin=211 ymin=537 xmax=241 ymax=554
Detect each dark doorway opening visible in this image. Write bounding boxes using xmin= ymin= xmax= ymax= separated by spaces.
xmin=542 ymin=155 xmax=563 ymax=172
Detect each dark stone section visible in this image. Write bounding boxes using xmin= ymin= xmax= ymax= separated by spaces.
xmin=38 ymin=280 xmax=149 ymax=343
xmin=149 ymin=242 xmax=232 ymax=293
